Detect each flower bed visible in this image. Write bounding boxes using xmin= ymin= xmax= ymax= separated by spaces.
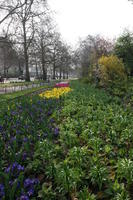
xmin=1 ymin=81 xmax=133 ymax=199
xmin=0 ymin=96 xmax=61 ymax=199
xmin=39 ymin=87 xmax=72 ymax=99
xmin=55 ymin=82 xmax=69 ymax=88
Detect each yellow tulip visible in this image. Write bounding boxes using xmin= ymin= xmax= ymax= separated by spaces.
xmin=39 ymin=87 xmax=72 ymax=99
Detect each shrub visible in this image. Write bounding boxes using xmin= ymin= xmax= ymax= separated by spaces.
xmin=114 ymin=31 xmax=133 ymax=75
xmin=98 ymin=55 xmax=127 ymax=86
xmin=80 ymin=77 xmax=90 ymax=84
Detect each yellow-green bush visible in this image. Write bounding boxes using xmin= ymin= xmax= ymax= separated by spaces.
xmin=98 ymin=55 xmax=127 ymax=86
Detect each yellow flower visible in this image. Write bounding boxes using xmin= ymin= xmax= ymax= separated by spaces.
xmin=39 ymin=87 xmax=72 ymax=99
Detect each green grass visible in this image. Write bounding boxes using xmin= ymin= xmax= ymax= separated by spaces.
xmin=0 ymin=84 xmax=53 ymax=104
xmin=0 ymin=80 xmax=47 ymax=88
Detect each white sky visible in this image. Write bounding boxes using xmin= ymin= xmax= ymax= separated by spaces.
xmin=48 ymin=0 xmax=133 ymax=46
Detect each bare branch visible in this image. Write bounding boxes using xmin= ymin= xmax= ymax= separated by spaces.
xmin=0 ymin=1 xmax=26 ymax=24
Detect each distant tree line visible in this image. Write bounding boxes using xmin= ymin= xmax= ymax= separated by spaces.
xmin=74 ymin=30 xmax=133 ymax=86
xmin=0 ymin=0 xmax=73 ymax=81
xmin=73 ymin=0 xmax=133 ymax=84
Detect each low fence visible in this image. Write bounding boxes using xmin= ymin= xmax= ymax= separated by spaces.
xmin=0 ymin=82 xmax=47 ymax=94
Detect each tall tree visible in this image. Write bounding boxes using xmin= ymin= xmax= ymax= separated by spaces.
xmin=6 ymin=0 xmax=47 ymax=81
xmin=58 ymin=44 xmax=72 ymax=79
xmin=50 ymin=32 xmax=62 ymax=79
xmin=0 ymin=0 xmax=27 ymax=24
xmin=76 ymin=35 xmax=113 ymax=77
xmin=114 ymin=31 xmax=133 ymax=75
xmin=34 ymin=17 xmax=54 ymax=80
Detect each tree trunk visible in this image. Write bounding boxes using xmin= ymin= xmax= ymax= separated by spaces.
xmin=35 ymin=56 xmax=39 ymax=79
xmin=63 ymin=71 xmax=65 ymax=79
xmin=59 ymin=67 xmax=62 ymax=79
xmin=3 ymin=64 xmax=6 ymax=78
xmin=66 ymin=71 xmax=69 ymax=79
xmin=42 ymin=62 xmax=47 ymax=80
xmin=53 ymin=61 xmax=56 ymax=79
xmin=23 ymin=21 xmax=30 ymax=82
xmin=53 ymin=50 xmax=56 ymax=79
xmin=18 ymin=60 xmax=22 ymax=76
xmin=3 ymin=48 xmax=6 ymax=78
xmin=41 ymin=45 xmax=47 ymax=81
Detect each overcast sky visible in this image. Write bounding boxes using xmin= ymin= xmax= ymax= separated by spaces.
xmin=48 ymin=0 xmax=133 ymax=46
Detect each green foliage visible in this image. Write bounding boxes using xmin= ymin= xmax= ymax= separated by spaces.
xmin=114 ymin=31 xmax=133 ymax=75
xmin=57 ymin=81 xmax=133 ymax=198
xmin=113 ymin=187 xmax=131 ymax=200
xmin=80 ymin=77 xmax=90 ymax=84
xmin=117 ymin=158 xmax=133 ymax=185
xmin=113 ymin=192 xmax=130 ymax=200
xmin=67 ymin=146 xmax=89 ymax=168
xmin=89 ymin=163 xmax=108 ymax=190
xmin=55 ymin=161 xmax=84 ymax=196
xmin=1 ymin=80 xmax=133 ymax=199
xmin=78 ymin=187 xmax=96 ymax=200
xmin=38 ymin=183 xmax=56 ymax=200
xmin=88 ymin=137 xmax=103 ymax=156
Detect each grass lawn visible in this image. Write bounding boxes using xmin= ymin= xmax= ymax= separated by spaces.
xmin=0 ymin=84 xmax=54 ymax=109
xmin=0 ymin=80 xmax=47 ymax=88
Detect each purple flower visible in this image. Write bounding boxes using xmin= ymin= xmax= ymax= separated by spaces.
xmin=22 ymin=152 xmax=27 ymax=160
xmin=47 ymin=110 xmax=52 ymax=116
xmin=0 ymin=126 xmax=3 ymax=132
xmin=18 ymin=105 xmax=22 ymax=109
xmin=24 ymin=125 xmax=29 ymax=129
xmin=24 ymin=178 xmax=39 ymax=188
xmin=16 ymin=120 xmax=20 ymax=125
xmin=9 ymin=180 xmax=13 ymax=186
xmin=37 ymin=101 xmax=41 ymax=104
xmin=10 ymin=136 xmax=16 ymax=143
xmin=20 ymin=195 xmax=29 ymax=200
xmin=16 ymin=130 xmax=21 ymax=134
xmin=50 ymin=118 xmax=55 ymax=123
xmin=5 ymin=166 xmax=10 ymax=173
xmin=17 ymin=180 xmax=20 ymax=189
xmin=17 ymin=164 xmax=24 ymax=172
xmin=11 ymin=111 xmax=17 ymax=116
xmin=0 ymin=184 xmax=5 ymax=198
xmin=54 ymin=128 xmax=59 ymax=137
xmin=27 ymin=188 xmax=34 ymax=196
xmin=24 ymin=179 xmax=33 ymax=188
xmin=11 ymin=162 xmax=18 ymax=171
xmin=23 ymin=137 xmax=28 ymax=143
xmin=5 ymin=162 xmax=24 ymax=174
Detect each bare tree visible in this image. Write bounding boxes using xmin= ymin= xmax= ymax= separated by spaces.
xmin=50 ymin=32 xmax=64 ymax=79
xmin=0 ymin=0 xmax=73 ymax=81
xmin=76 ymin=35 xmax=113 ymax=77
xmin=57 ymin=44 xmax=72 ymax=79
xmin=0 ymin=0 xmax=27 ymax=24
xmin=5 ymin=0 xmax=47 ymax=81
xmin=36 ymin=20 xmax=54 ymax=80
